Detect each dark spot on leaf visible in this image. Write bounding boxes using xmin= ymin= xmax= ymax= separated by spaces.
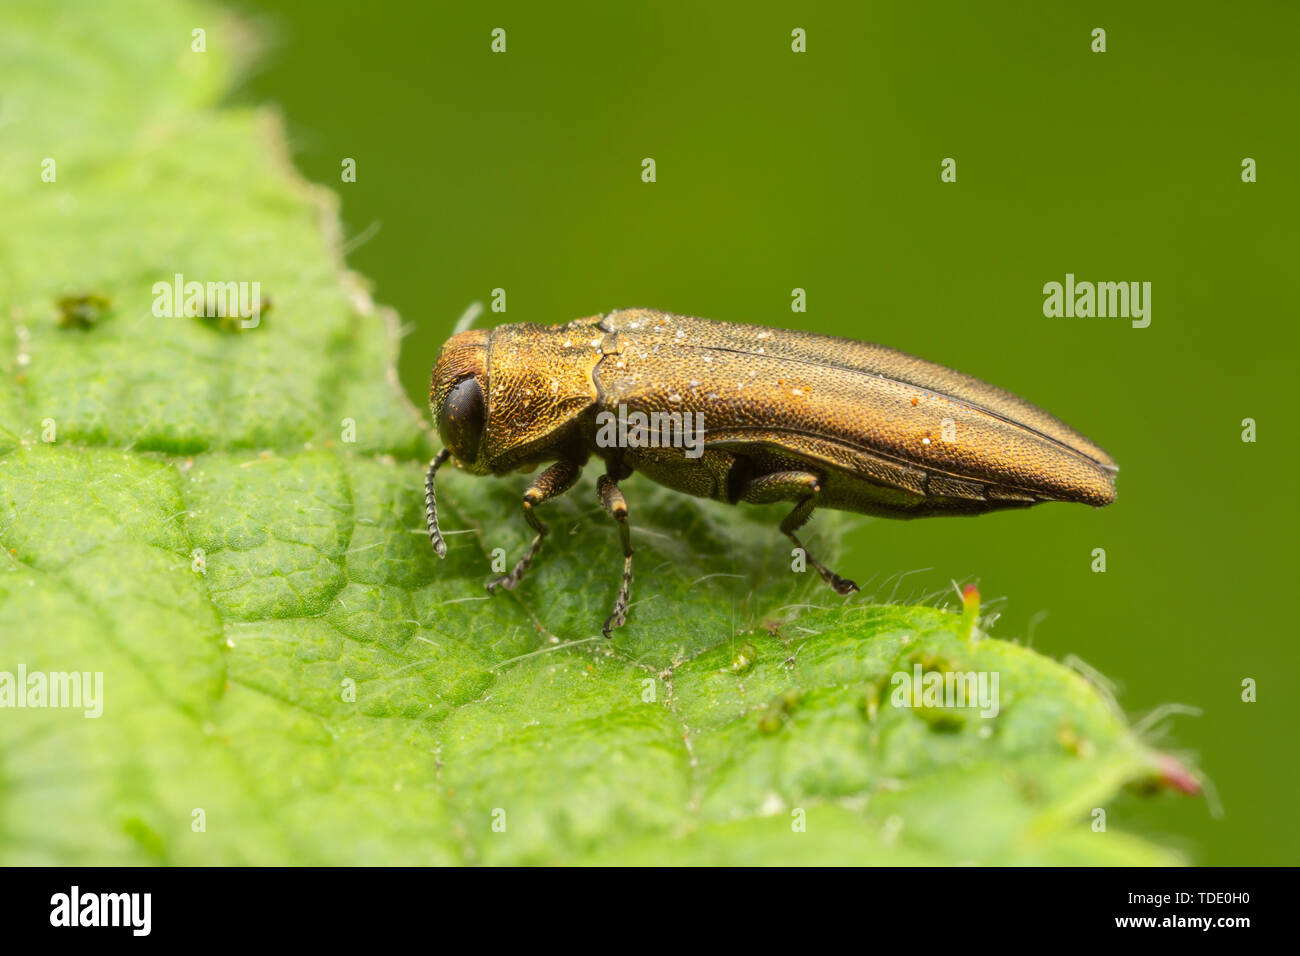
xmin=56 ymin=292 xmax=110 ymax=329
xmin=757 ymin=689 xmax=804 ymax=733
xmin=916 ymin=705 xmax=966 ymax=732
xmin=195 ymin=293 xmax=272 ymax=333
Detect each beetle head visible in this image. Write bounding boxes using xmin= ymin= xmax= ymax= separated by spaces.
xmin=430 ymin=329 xmax=491 ymax=474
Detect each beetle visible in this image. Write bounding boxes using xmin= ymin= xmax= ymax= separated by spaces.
xmin=425 ymin=308 xmax=1117 ymax=636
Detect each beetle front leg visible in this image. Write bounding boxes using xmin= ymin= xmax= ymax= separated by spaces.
xmin=596 ymin=473 xmax=634 ymax=637
xmin=742 ymin=470 xmax=859 ymax=596
xmin=486 ymin=459 xmax=582 ymax=594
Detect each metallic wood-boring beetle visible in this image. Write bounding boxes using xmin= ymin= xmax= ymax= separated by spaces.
xmin=425 ymin=309 xmax=1117 ymax=636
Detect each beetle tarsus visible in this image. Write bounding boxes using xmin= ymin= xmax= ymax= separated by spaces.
xmin=786 ymin=528 xmax=859 ymax=595
xmin=597 ymin=473 xmax=634 ymax=637
xmin=828 ymin=572 xmax=860 ymax=595
xmin=486 ymin=530 xmax=541 ymax=592
xmin=601 ymin=555 xmax=633 ymax=637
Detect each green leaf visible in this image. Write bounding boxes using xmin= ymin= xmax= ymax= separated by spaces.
xmin=0 ymin=0 xmax=1187 ymax=865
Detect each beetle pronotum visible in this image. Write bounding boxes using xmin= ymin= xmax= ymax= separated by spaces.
xmin=425 ymin=309 xmax=1117 ymax=636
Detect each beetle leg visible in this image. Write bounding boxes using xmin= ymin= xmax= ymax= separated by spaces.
xmin=741 ymin=470 xmax=859 ymax=596
xmin=486 ymin=459 xmax=582 ymax=594
xmin=596 ymin=473 xmax=634 ymax=637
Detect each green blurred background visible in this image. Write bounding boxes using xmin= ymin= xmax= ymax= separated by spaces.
xmin=224 ymin=0 xmax=1297 ymax=864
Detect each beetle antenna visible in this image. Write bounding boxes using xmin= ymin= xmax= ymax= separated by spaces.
xmin=425 ymin=449 xmax=451 ymax=558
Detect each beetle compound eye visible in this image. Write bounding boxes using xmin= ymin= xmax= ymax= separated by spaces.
xmin=438 ymin=377 xmax=485 ymax=462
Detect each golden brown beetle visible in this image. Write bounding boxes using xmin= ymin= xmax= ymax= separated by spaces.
xmin=426 ymin=309 xmax=1117 ymax=636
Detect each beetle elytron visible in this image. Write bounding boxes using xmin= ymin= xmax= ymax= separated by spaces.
xmin=426 ymin=309 xmax=1117 ymax=636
